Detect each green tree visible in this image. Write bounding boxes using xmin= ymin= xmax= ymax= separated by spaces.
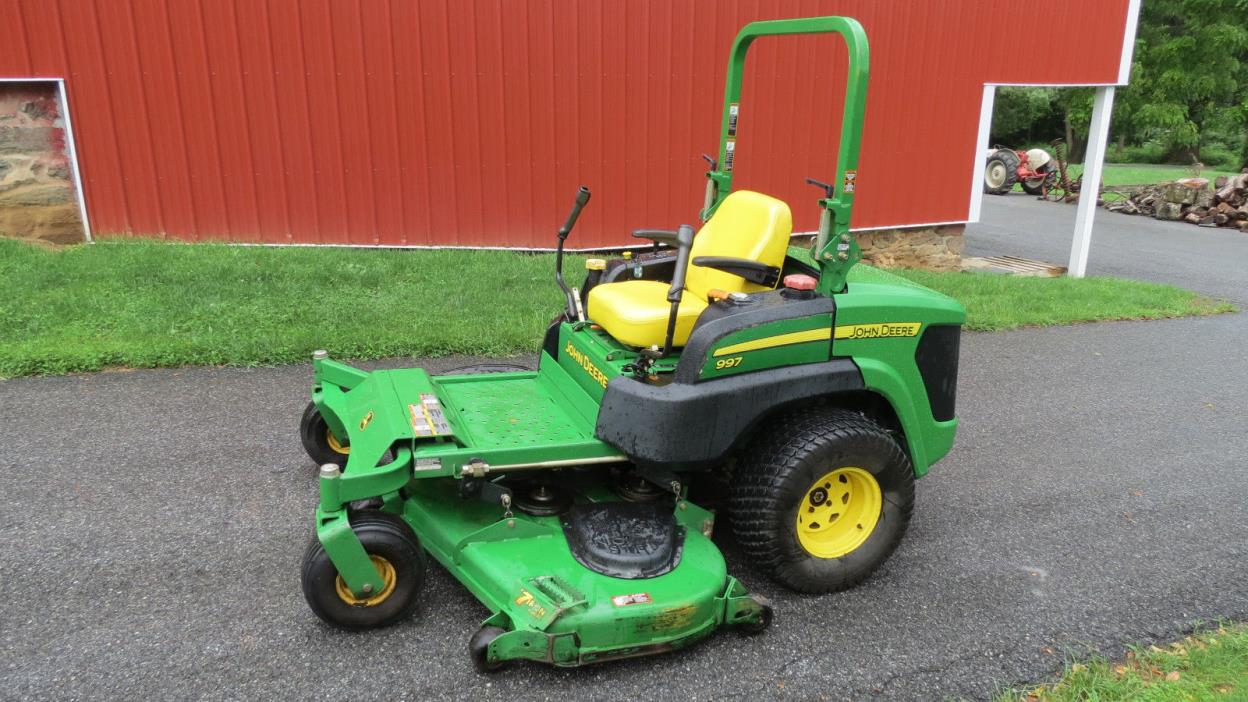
xmin=1123 ymin=0 xmax=1248 ymax=164
xmin=991 ymin=87 xmax=1057 ymax=145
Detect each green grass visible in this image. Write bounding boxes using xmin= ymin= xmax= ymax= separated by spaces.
xmin=0 ymin=238 xmax=585 ymax=377
xmin=1013 ymin=163 xmax=1240 ymax=195
xmin=998 ymin=624 xmax=1248 ymax=701
xmin=1088 ymin=163 xmax=1239 ymax=187
xmin=0 ymin=238 xmax=1233 ymax=377
xmin=884 ymin=269 xmax=1232 ymax=332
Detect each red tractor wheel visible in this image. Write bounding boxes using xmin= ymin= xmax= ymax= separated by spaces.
xmin=983 ymin=149 xmax=1021 ymax=195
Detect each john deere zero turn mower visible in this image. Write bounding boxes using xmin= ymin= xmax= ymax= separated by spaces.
xmin=298 ymin=16 xmax=964 ymax=670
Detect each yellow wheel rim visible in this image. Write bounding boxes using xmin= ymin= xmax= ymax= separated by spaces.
xmin=325 ymin=428 xmax=350 ymax=455
xmin=795 ymin=467 xmax=882 ymax=558
xmin=334 ymin=555 xmax=397 ymax=607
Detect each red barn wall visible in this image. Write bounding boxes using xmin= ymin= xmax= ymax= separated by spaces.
xmin=0 ymin=0 xmax=1136 ymax=248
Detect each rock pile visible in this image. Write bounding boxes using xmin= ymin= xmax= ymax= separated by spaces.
xmin=1104 ymin=171 xmax=1248 ymax=232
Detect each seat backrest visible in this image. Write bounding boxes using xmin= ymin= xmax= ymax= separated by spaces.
xmin=685 ymin=190 xmax=793 ymax=298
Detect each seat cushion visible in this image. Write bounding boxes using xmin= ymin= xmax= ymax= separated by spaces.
xmin=685 ymin=190 xmax=792 ymax=298
xmin=587 ymin=280 xmax=708 ymax=349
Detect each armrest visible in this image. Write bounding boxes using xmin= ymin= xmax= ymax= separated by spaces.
xmin=691 ymin=256 xmax=780 ymax=287
xmin=632 ymin=229 xmax=680 ymax=245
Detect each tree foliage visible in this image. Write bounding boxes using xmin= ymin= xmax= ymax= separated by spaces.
xmin=1124 ymin=0 xmax=1248 ymax=161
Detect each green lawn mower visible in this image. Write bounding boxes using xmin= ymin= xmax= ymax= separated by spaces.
xmin=297 ymin=16 xmax=964 ymax=671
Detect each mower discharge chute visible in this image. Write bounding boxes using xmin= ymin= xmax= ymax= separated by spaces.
xmin=298 ymin=16 xmax=965 ymax=671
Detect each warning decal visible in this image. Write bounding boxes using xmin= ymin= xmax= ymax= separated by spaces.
xmin=612 ymin=593 xmax=652 ymax=607
xmin=843 ymin=170 xmax=857 ymax=193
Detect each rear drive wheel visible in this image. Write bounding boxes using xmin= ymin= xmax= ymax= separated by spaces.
xmin=983 ymin=149 xmax=1021 ymax=195
xmin=729 ymin=408 xmax=914 ymax=594
xmin=300 ymin=401 xmax=350 ymax=467
xmin=301 ymin=511 xmax=426 ymax=630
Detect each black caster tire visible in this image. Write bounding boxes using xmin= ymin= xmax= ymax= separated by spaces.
xmin=300 ymin=401 xmax=351 ymax=468
xmin=738 ymin=601 xmax=774 ymax=636
xmin=729 ymin=408 xmax=914 ymax=595
xmin=301 ymin=511 xmax=426 ymax=630
xmin=469 ymin=625 xmax=510 ymax=673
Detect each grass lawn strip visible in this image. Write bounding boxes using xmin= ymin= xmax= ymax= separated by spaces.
xmin=999 ymin=623 xmax=1248 ymax=701
xmin=1014 ymin=162 xmax=1240 ymax=196
xmin=0 ymin=238 xmax=1233 ymax=377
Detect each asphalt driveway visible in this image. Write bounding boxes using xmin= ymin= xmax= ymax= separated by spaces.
xmin=1 ymin=197 xmax=1245 ymax=700
xmin=969 ymin=194 xmax=1248 ymax=304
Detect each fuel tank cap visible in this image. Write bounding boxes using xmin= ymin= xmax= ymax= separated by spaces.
xmin=783 ymin=274 xmax=818 ymax=290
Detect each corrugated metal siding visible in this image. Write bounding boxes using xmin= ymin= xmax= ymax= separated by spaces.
xmin=1 ymin=0 xmax=1134 ymax=247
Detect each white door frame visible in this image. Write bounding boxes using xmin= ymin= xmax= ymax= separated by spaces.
xmin=968 ymin=0 xmax=1139 ymax=277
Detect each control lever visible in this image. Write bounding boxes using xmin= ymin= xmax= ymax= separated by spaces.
xmin=701 ymin=155 xmax=720 ymax=219
xmin=806 ymin=177 xmax=835 ymax=199
xmin=554 ymin=186 xmax=592 ymax=321
xmin=806 ymin=178 xmax=837 ymax=256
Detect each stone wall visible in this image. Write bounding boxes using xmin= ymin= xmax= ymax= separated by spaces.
xmin=0 ymin=83 xmax=84 ymax=245
xmin=856 ymin=225 xmax=965 ymax=271
xmin=797 ymin=224 xmax=965 ymax=271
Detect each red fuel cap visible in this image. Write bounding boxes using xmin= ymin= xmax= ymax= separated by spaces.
xmin=783 ymin=274 xmax=818 ymax=291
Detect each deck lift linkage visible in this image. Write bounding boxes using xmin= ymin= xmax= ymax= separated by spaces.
xmin=297 ymin=16 xmax=964 ymax=670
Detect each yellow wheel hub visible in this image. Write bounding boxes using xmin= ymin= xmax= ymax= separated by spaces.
xmin=795 ymin=467 xmax=882 ymax=558
xmin=334 ymin=555 xmax=397 ymax=606
xmin=325 ymin=428 xmax=350 ymax=455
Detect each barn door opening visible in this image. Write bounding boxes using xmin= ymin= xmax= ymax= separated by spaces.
xmin=0 ymin=79 xmax=90 ymax=244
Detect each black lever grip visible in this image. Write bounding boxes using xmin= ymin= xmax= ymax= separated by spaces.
xmin=701 ymin=153 xmax=718 ymax=170
xmin=666 ymin=224 xmax=696 ymax=303
xmin=806 ymin=177 xmax=835 ymax=198
xmin=559 ymin=186 xmax=592 ymax=238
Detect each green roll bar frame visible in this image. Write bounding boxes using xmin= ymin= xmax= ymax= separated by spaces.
xmin=699 ymin=16 xmax=870 ymax=296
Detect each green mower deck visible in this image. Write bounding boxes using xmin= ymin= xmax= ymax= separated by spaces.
xmin=404 ymin=478 xmax=764 ymax=666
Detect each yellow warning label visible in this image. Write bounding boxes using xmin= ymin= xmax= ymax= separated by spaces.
xmin=834 ymin=322 xmax=921 ymax=340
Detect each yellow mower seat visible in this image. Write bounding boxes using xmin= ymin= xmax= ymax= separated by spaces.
xmin=587 ymin=190 xmax=793 ymax=349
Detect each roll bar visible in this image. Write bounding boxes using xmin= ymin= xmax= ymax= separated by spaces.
xmin=699 ymin=16 xmax=870 ymax=295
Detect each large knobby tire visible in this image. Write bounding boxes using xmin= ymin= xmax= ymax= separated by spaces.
xmin=301 ymin=511 xmax=427 ymax=630
xmin=300 ymin=401 xmax=351 ymax=468
xmin=1021 ymin=161 xmax=1058 ymax=196
xmin=983 ymin=149 xmax=1021 ymax=195
xmin=729 ymin=408 xmax=914 ymax=594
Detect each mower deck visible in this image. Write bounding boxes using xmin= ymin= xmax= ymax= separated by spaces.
xmin=403 ymin=477 xmax=762 ymax=666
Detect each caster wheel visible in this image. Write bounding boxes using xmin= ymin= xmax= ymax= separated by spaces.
xmin=300 ymin=401 xmax=350 ymax=467
xmin=738 ymin=598 xmax=774 ymax=636
xmin=469 ymin=625 xmax=509 ymax=673
xmin=301 ymin=511 xmax=426 ymax=630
